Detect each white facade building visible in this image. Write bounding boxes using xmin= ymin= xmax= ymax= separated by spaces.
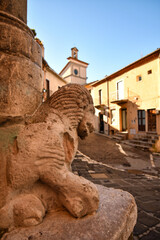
xmin=59 ymin=47 xmax=89 ymax=85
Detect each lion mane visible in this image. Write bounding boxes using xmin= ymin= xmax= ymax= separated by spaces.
xmin=29 ymin=83 xmax=94 ymax=128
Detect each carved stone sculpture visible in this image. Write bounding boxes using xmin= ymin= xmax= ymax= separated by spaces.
xmin=0 ymin=84 xmax=99 ymax=229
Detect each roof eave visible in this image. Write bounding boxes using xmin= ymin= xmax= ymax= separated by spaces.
xmin=67 ymin=57 xmax=89 ymax=66
xmin=47 ymin=66 xmax=67 ymax=83
xmin=93 ymin=48 xmax=160 ymax=87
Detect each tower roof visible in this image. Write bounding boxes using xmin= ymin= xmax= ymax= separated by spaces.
xmin=71 ymin=47 xmax=79 ymax=51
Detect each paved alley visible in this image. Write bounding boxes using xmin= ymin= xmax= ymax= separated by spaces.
xmin=74 ymin=133 xmax=160 ymax=240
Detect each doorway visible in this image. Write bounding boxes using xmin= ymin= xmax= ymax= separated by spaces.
xmin=99 ymin=113 xmax=104 ymax=133
xmin=117 ymin=80 xmax=124 ymax=100
xmin=46 ymin=79 xmax=50 ymax=99
xmin=138 ymin=110 xmax=145 ymax=131
xmin=121 ymin=108 xmax=127 ymax=131
xmin=148 ymin=109 xmax=156 ymax=132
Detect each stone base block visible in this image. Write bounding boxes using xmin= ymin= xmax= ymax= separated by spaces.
xmin=2 ymin=185 xmax=137 ymax=240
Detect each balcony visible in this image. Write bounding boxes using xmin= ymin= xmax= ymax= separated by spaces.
xmin=110 ymin=90 xmax=128 ymax=105
xmin=94 ymin=103 xmax=106 ymax=110
xmin=94 ymin=97 xmax=107 ymax=110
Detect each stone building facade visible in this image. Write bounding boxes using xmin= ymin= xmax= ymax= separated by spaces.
xmin=35 ymin=39 xmax=67 ymax=102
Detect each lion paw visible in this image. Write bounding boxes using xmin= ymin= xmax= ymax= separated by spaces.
xmin=13 ymin=194 xmax=46 ymax=227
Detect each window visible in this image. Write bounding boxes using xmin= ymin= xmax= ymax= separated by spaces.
xmin=73 ymin=51 xmax=76 ymax=58
xmin=73 ymin=51 xmax=77 ymax=58
xmin=46 ymin=79 xmax=50 ymax=99
xmin=136 ymin=75 xmax=142 ymax=82
xmin=99 ymin=89 xmax=102 ymax=105
xmin=74 ymin=69 xmax=78 ymax=75
xmin=117 ymin=80 xmax=124 ymax=100
xmin=111 ymin=109 xmax=116 ymax=125
xmin=148 ymin=69 xmax=152 ymax=74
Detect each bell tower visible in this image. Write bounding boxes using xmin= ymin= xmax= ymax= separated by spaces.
xmin=71 ymin=47 xmax=78 ymax=59
xmin=59 ymin=47 xmax=89 ymax=85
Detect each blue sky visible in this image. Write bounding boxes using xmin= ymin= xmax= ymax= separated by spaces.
xmin=28 ymin=0 xmax=160 ymax=83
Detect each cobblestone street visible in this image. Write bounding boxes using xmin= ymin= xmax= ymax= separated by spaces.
xmin=72 ymin=150 xmax=160 ymax=240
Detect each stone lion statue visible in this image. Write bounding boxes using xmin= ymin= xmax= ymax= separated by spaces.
xmin=0 ymin=84 xmax=99 ymax=229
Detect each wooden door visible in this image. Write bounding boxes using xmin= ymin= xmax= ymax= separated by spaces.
xmin=122 ymin=108 xmax=127 ymax=131
xmin=138 ymin=110 xmax=145 ymax=131
xmin=148 ymin=109 xmax=156 ymax=132
xmin=99 ymin=113 xmax=104 ymax=133
xmin=46 ymin=79 xmax=50 ymax=99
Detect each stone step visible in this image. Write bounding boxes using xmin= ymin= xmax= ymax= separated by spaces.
xmin=112 ymin=132 xmax=128 ymax=141
xmin=130 ymin=140 xmax=153 ymax=147
xmin=135 ymin=137 xmax=158 ymax=142
xmin=111 ymin=135 xmax=122 ymax=142
xmin=115 ymin=133 xmax=124 ymax=137
xmin=131 ymin=138 xmax=156 ymax=144
xmin=123 ymin=140 xmax=151 ymax=150
xmin=115 ymin=132 xmax=127 ymax=135
xmin=134 ymin=138 xmax=155 ymax=143
xmin=147 ymin=131 xmax=158 ymax=135
xmin=115 ymin=134 xmax=127 ymax=139
xmin=135 ymin=134 xmax=159 ymax=141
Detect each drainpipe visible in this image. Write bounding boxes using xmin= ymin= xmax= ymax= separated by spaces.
xmin=157 ymin=53 xmax=160 ymax=135
xmin=107 ymin=80 xmax=110 ymax=135
xmin=158 ymin=53 xmax=160 ymax=110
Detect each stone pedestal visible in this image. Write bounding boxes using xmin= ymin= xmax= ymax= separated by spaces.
xmin=0 ymin=0 xmax=43 ymax=118
xmin=2 ymin=185 xmax=137 ymax=240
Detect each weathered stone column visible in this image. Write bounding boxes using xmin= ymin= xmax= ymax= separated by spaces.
xmin=0 ymin=0 xmax=43 ymax=118
xmin=0 ymin=0 xmax=27 ymax=23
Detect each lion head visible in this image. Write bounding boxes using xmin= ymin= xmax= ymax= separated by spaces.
xmin=29 ymin=84 xmax=95 ymax=138
xmin=48 ymin=84 xmax=95 ymax=137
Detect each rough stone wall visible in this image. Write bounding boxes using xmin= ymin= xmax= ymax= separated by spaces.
xmin=0 ymin=0 xmax=43 ymax=118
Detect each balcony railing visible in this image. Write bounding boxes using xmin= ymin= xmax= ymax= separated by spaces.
xmin=92 ymin=89 xmax=139 ymax=106
xmin=93 ymin=97 xmax=107 ymax=107
xmin=110 ymin=89 xmax=140 ymax=103
xmin=110 ymin=90 xmax=124 ymax=102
